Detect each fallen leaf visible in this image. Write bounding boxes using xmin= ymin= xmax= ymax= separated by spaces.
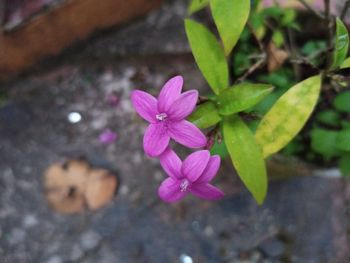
xmin=267 ymin=42 xmax=289 ymax=72
xmin=44 ymin=159 xmax=117 ymax=214
xmin=85 ymin=169 xmax=117 ymax=211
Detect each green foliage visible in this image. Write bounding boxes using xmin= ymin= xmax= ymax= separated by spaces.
xmin=185 ymin=19 xmax=229 ymax=95
xmin=210 ymin=138 xmax=229 ymax=159
xmin=310 ymin=128 xmax=340 ymax=160
xmin=188 ymin=0 xmax=209 ymax=15
xmin=282 ymin=136 xmax=305 ymax=156
xmin=255 ymin=75 xmax=322 ymax=158
xmin=336 ymin=129 xmax=350 ymax=152
xmin=254 ymin=69 xmax=295 ymax=114
xmin=223 ymin=115 xmax=267 ymax=204
xmin=301 ymin=40 xmax=327 ymax=66
xmin=341 ymin=121 xmax=350 ymax=129
xmin=331 ymin=18 xmax=349 ymax=70
xmin=339 ymin=154 xmax=350 ymax=176
xmin=272 ymin=30 xmax=284 ymax=48
xmin=333 ymin=91 xmax=350 ymax=113
xmin=184 ymin=1 xmax=350 ymax=198
xmin=341 ymin=57 xmax=350 ymax=69
xmin=261 ymin=7 xmax=299 ymax=30
xmin=188 ymin=101 xmax=221 ymax=129
xmin=316 ymin=110 xmax=341 ymax=128
xmin=210 ymin=0 xmax=250 ymax=55
xmin=217 ymin=83 xmax=273 ymax=115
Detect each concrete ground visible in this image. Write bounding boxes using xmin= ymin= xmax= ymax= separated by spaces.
xmin=0 ymin=1 xmax=349 ymax=262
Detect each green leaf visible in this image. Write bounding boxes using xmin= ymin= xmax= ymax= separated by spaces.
xmin=336 ymin=129 xmax=350 ymax=151
xmin=341 ymin=57 xmax=350 ymax=69
xmin=223 ymin=115 xmax=267 ymax=204
xmin=282 ymin=136 xmax=304 ymax=156
xmin=262 ymin=7 xmax=283 ymax=18
xmin=331 ymin=18 xmax=349 ymax=70
xmin=339 ymin=154 xmax=350 ymax=176
xmin=210 ymin=139 xmax=229 ymax=159
xmin=281 ymin=9 xmax=296 ymax=26
xmin=188 ymin=0 xmax=209 ymax=15
xmin=188 ymin=101 xmax=221 ymax=129
xmin=310 ymin=128 xmax=340 ymax=160
xmin=316 ymin=110 xmax=341 ymax=127
xmin=217 ymin=83 xmax=274 ymax=115
xmin=210 ymin=0 xmax=250 ymax=55
xmin=333 ymin=91 xmax=350 ymax=113
xmin=272 ymin=30 xmax=284 ymax=48
xmin=255 ymin=75 xmax=322 ymax=157
xmin=341 ymin=121 xmax=350 ymax=129
xmin=185 ymin=19 xmax=229 ymax=95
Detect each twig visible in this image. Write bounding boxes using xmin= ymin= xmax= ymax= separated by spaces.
xmin=289 ymin=57 xmax=319 ymax=70
xmin=324 ymin=0 xmax=334 ymax=70
xmin=235 ymin=56 xmax=266 ymax=83
xmin=197 ymin=96 xmax=209 ymax=105
xmin=247 ymin=22 xmax=264 ymax=53
xmin=286 ymin=28 xmax=302 ymax=80
xmin=297 ymin=0 xmax=325 ymax=19
xmin=341 ymin=0 xmax=350 ymax=20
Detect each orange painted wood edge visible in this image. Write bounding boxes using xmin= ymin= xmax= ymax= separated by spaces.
xmin=0 ymin=0 xmax=162 ymax=77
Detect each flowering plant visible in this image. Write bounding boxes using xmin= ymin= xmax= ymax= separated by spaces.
xmin=132 ymin=0 xmax=350 ymax=204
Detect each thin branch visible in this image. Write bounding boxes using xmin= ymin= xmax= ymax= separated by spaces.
xmin=235 ymin=56 xmax=266 ymax=83
xmin=247 ymin=22 xmax=264 ymax=53
xmin=286 ymin=28 xmax=302 ymax=80
xmin=324 ymin=0 xmax=333 ymax=70
xmin=196 ymin=96 xmax=209 ymax=105
xmin=289 ymin=57 xmax=319 ymax=70
xmin=297 ymin=0 xmax=325 ymax=19
xmin=341 ymin=0 xmax=350 ymax=20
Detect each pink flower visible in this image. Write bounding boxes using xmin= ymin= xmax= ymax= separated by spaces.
xmin=158 ymin=148 xmax=224 ymax=203
xmin=99 ymin=129 xmax=117 ymax=144
xmin=131 ymin=76 xmax=207 ymax=157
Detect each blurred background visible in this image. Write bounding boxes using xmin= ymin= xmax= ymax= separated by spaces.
xmin=0 ymin=0 xmax=349 ymax=262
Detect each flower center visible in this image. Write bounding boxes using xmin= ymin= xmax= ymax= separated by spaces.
xmin=156 ymin=113 xmax=168 ymax=121
xmin=180 ymin=179 xmax=190 ymax=192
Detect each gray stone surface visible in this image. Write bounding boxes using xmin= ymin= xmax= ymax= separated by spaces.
xmin=0 ymin=1 xmax=350 ymax=262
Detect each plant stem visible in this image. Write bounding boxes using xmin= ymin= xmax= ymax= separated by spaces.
xmin=286 ymin=28 xmax=302 ymax=81
xmin=324 ymin=0 xmax=333 ymax=70
xmin=341 ymin=0 xmax=350 ymax=20
xmin=247 ymin=22 xmax=264 ymax=53
xmin=297 ymin=0 xmax=324 ymax=19
xmin=235 ymin=56 xmax=266 ymax=84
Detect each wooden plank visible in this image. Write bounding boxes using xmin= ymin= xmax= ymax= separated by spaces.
xmin=0 ymin=0 xmax=162 ymax=78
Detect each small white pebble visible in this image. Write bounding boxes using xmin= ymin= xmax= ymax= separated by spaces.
xmin=23 ymin=214 xmax=38 ymax=228
xmin=179 ymin=254 xmax=193 ymax=263
xmin=204 ymin=225 xmax=214 ymax=237
xmin=46 ymin=255 xmax=62 ymax=263
xmin=80 ymin=231 xmax=101 ymax=250
xmin=67 ymin=112 xmax=82 ymax=123
xmin=120 ymin=185 xmax=129 ymax=196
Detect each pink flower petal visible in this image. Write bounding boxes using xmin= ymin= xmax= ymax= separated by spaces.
xmin=196 ymin=155 xmax=221 ymax=184
xmin=158 ymin=76 xmax=183 ymax=113
xmin=159 ymin=148 xmax=183 ymax=179
xmin=131 ymin=90 xmax=158 ymax=123
xmin=168 ymin=120 xmax=207 ymax=148
xmin=143 ymin=123 xmax=170 ymax=157
xmin=182 ymin=150 xmax=210 ymax=182
xmin=167 ymin=90 xmax=198 ymax=121
xmin=158 ymin=177 xmax=186 ymax=203
xmin=190 ymin=183 xmax=224 ymax=200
